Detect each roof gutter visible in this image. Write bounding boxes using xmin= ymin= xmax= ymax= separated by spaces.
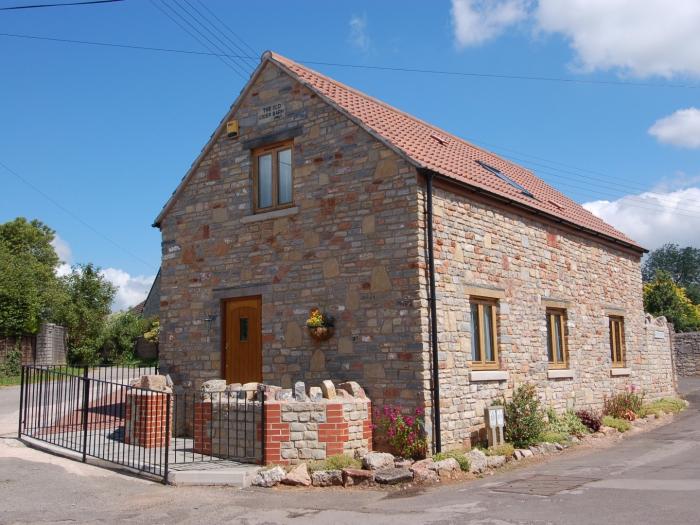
xmin=421 ymin=169 xmax=441 ymax=454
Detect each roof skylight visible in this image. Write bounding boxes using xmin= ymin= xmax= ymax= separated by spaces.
xmin=476 ymin=160 xmax=535 ymax=199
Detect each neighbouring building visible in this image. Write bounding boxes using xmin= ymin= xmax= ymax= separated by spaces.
xmin=153 ymin=51 xmax=675 ymax=450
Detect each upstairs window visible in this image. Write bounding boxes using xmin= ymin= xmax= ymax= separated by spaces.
xmin=470 ymin=298 xmax=499 ymax=370
xmin=609 ymin=316 xmax=626 ymax=367
xmin=253 ymin=141 xmax=293 ymax=212
xmin=476 ymin=160 xmax=535 ymax=199
xmin=546 ymin=309 xmax=568 ymax=368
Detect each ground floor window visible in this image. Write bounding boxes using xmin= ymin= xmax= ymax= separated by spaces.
xmin=546 ymin=308 xmax=568 ymax=368
xmin=609 ymin=316 xmax=626 ymax=367
xmin=470 ymin=298 xmax=499 ymax=369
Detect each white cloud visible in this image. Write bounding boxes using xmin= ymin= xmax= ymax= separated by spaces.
xmin=100 ymin=268 xmax=156 ymax=312
xmin=583 ymin=187 xmax=700 ymax=250
xmin=348 ymin=14 xmax=370 ymax=52
xmin=51 ymin=235 xmax=72 ymax=277
xmin=648 ymin=108 xmax=700 ymax=149
xmin=535 ymin=0 xmax=700 ymax=77
xmin=451 ymin=0 xmax=530 ymax=47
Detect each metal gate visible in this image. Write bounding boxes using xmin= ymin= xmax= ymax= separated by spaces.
xmin=18 ymin=366 xmax=265 ymax=483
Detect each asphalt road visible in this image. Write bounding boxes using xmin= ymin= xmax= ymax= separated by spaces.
xmin=1 ymin=379 xmax=699 ymax=525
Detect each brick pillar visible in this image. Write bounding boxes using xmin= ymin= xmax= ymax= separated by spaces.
xmin=123 ymin=392 xmax=170 ymax=448
xmin=193 ymin=401 xmax=212 ymax=455
xmin=363 ymin=400 xmax=373 ymax=451
xmin=318 ymin=403 xmax=349 ymax=456
xmin=263 ymin=401 xmax=290 ymax=465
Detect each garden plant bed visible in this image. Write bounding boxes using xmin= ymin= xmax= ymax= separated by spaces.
xmin=251 ymin=400 xmax=687 ymax=491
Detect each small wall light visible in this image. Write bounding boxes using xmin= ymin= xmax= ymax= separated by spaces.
xmin=485 ymin=405 xmax=505 ymax=447
xmin=203 ymin=313 xmax=218 ymax=331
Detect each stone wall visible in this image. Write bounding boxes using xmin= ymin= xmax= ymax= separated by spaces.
xmin=0 ymin=323 xmax=66 ymax=367
xmin=158 ymin=60 xmax=425 ymax=413
xmin=418 ymin=182 xmax=676 ymax=448
xmin=674 ymin=331 xmax=700 ymax=376
xmin=191 ymin=379 xmax=371 ymax=465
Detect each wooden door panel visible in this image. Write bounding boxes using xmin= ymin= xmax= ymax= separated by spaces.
xmin=223 ymin=297 xmax=262 ymax=384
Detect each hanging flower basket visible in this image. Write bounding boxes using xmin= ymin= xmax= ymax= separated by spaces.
xmin=306 ymin=308 xmax=335 ymax=342
xmin=308 ymin=325 xmax=335 ymax=341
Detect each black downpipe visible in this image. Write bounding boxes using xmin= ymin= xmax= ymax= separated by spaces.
xmin=424 ymin=170 xmax=441 ymax=454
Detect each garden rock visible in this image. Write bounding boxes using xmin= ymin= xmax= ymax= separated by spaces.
xmin=529 ymin=445 xmax=544 ymax=455
xmin=311 ymin=470 xmax=343 ymax=487
xmin=539 ymin=442 xmax=559 ymax=454
xmin=281 ymin=463 xmax=311 ymax=487
xmin=342 ymin=468 xmax=374 ymax=487
xmin=519 ymin=448 xmax=534 ymax=458
xmin=433 ymin=458 xmax=460 ymax=477
xmin=486 ymin=455 xmax=506 ymax=469
xmin=467 ymin=449 xmax=487 ymax=473
xmin=411 ymin=458 xmax=435 ymax=470
xmin=411 ymin=465 xmax=439 ymax=483
xmin=555 ymin=443 xmax=565 ymax=451
xmin=252 ymin=466 xmax=285 ymax=488
xmin=394 ymin=458 xmax=413 ymax=469
xmin=362 ymin=452 xmax=394 ymax=470
xmin=374 ymin=467 xmax=413 ymax=485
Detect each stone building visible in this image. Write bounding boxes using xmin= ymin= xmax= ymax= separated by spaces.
xmin=153 ymin=51 xmax=675 ymax=450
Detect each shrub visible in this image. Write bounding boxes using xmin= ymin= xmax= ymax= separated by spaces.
xmin=503 ymin=384 xmax=546 ymax=448
xmin=485 ymin=443 xmax=515 ymax=457
xmin=0 ymin=345 xmax=22 ymax=377
xmin=374 ymin=405 xmax=428 ymax=459
xmin=642 ymin=398 xmax=686 ymax=417
xmin=307 ymin=454 xmax=361 ymax=472
xmin=538 ymin=431 xmax=569 ymax=444
xmin=100 ymin=312 xmax=146 ymax=364
xmin=602 ymin=415 xmax=631 ymax=432
xmin=546 ymin=409 xmax=589 ymax=437
xmin=433 ymin=450 xmax=470 ymax=471
xmin=603 ymin=387 xmax=645 ymax=420
xmin=68 ymin=345 xmax=100 ymax=366
xmin=575 ymin=409 xmax=602 ymax=432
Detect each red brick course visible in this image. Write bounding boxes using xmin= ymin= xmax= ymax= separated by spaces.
xmin=123 ymin=392 xmax=170 ymax=448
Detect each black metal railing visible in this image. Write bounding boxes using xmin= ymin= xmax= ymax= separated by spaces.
xmin=170 ymin=389 xmax=265 ymax=466
xmin=18 ymin=365 xmax=170 ymax=482
xmin=18 ymin=366 xmax=265 ymax=483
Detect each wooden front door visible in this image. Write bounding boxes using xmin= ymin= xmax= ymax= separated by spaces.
xmin=223 ymin=296 xmax=262 ymax=384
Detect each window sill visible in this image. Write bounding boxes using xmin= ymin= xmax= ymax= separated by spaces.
xmin=470 ymin=370 xmax=509 ymax=382
xmin=547 ymin=369 xmax=574 ymax=379
xmin=240 ymin=206 xmax=299 ymax=224
xmin=610 ymin=367 xmax=631 ymax=377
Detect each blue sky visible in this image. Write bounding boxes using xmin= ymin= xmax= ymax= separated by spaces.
xmin=1 ymin=0 xmax=699 ymax=309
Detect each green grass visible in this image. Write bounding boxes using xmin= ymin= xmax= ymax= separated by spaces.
xmin=602 ymin=416 xmax=631 ymax=432
xmin=641 ymin=398 xmax=686 ymax=418
xmin=484 ymin=443 xmax=515 ymax=457
xmin=0 ymin=374 xmax=21 ymax=387
xmin=307 ymin=454 xmax=361 ymax=473
xmin=537 ymin=431 xmax=569 ymax=444
xmin=432 ymin=450 xmax=470 ymax=471
xmin=0 ymin=366 xmax=90 ymax=387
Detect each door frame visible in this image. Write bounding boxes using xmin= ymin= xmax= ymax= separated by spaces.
xmin=220 ymin=295 xmax=263 ymax=383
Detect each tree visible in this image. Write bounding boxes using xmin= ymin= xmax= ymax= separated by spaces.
xmin=0 ymin=218 xmax=65 ymax=336
xmin=643 ymin=271 xmax=700 ymax=332
xmin=100 ymin=311 xmax=146 ymax=364
xmin=642 ymin=244 xmax=700 ymax=304
xmin=55 ymin=263 xmax=116 ymax=364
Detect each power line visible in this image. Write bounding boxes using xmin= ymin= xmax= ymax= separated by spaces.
xmin=148 ymin=0 xmax=250 ymax=80
xmin=0 ymin=160 xmax=158 ymax=272
xmin=2 ymin=31 xmax=699 ymax=90
xmin=196 ymin=0 xmax=258 ymax=57
xmin=0 ymin=0 xmax=123 ymax=10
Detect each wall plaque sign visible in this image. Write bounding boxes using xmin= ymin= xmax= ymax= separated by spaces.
xmin=258 ymin=103 xmax=285 ymax=124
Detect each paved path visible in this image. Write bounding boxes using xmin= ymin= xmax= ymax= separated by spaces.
xmin=1 ymin=378 xmax=699 ymax=524
xmin=0 ymin=385 xmax=19 ymax=437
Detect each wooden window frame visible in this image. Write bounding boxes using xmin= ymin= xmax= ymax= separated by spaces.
xmin=609 ymin=316 xmax=626 ymax=368
xmin=252 ymin=140 xmax=294 ymax=213
xmin=469 ymin=297 xmax=500 ymax=371
xmin=546 ymin=308 xmax=569 ymax=369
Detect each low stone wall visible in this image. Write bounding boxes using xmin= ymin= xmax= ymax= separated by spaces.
xmin=639 ymin=314 xmax=676 ymax=398
xmin=192 ymin=379 xmax=372 ymax=465
xmin=674 ymin=331 xmax=700 ymax=377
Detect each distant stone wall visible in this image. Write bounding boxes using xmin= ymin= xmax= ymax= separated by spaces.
xmin=674 ymin=331 xmax=700 ymax=376
xmin=639 ymin=315 xmax=676 ymax=397
xmin=0 ymin=323 xmax=66 ymax=367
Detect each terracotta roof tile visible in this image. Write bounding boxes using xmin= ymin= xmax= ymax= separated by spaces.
xmin=269 ymin=52 xmax=642 ymax=250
